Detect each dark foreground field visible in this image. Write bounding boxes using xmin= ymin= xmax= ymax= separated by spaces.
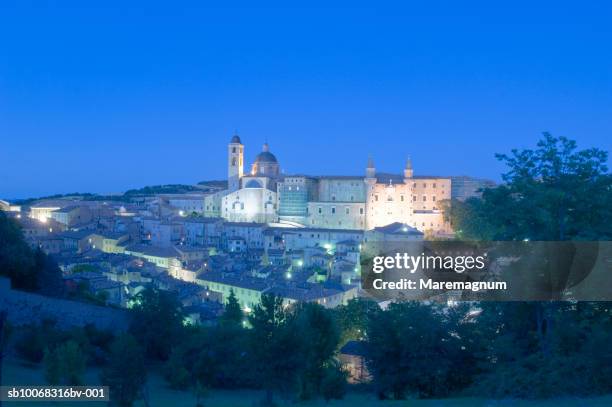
xmin=3 ymin=358 xmax=612 ymax=407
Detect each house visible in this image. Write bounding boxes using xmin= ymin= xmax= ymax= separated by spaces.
xmin=339 ymin=341 xmax=371 ymax=383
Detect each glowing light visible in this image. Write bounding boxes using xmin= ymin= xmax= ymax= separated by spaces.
xmin=179 ymin=210 xmax=185 ymax=216
xmin=286 ymin=272 xmax=292 ymax=279
xmin=243 ymin=305 xmax=252 ymax=313
xmin=297 ymin=260 xmax=303 ymax=267
xmin=39 ymin=217 xmax=47 ymax=224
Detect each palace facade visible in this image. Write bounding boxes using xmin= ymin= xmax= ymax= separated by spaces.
xmin=204 ymin=134 xmax=453 ymax=235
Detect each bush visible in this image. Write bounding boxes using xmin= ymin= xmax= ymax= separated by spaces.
xmin=43 ymin=340 xmax=86 ymax=386
xmin=164 ymin=349 xmax=191 ymax=390
xmin=15 ymin=326 xmax=46 ymax=363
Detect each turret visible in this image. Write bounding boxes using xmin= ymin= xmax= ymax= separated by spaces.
xmin=366 ymin=155 xmax=376 ymax=180
xmin=404 ymin=156 xmax=413 ymax=179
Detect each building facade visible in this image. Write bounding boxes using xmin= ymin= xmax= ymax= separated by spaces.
xmin=203 ymin=134 xmax=478 ymax=235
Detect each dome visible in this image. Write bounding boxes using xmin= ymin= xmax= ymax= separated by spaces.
xmin=254 ymin=151 xmax=278 ymax=164
xmin=254 ymin=142 xmax=277 ymax=163
xmin=230 ymin=134 xmax=242 ymax=144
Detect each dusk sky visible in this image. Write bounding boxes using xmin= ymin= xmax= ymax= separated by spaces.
xmin=1 ymin=1 xmax=611 ymax=199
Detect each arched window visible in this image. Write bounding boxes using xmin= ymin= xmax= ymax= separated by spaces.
xmin=245 ymin=179 xmax=263 ymax=188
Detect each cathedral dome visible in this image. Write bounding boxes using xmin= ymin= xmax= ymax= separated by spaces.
xmin=254 ymin=151 xmax=278 ymax=164
xmin=251 ymin=142 xmax=280 ymax=177
xmin=254 ymin=143 xmax=278 ymax=164
xmin=230 ymin=134 xmax=242 ymax=144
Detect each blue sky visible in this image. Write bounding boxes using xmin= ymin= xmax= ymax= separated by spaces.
xmin=1 ymin=1 xmax=611 ymax=198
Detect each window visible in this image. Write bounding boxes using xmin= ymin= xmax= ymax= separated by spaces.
xmin=318 ymin=207 xmax=322 ymax=214
xmin=232 ymin=147 xmax=236 ymax=153
xmin=400 ymin=195 xmax=404 ymax=201
xmin=331 ymin=207 xmax=336 ymax=214
xmin=432 ymin=196 xmax=436 ymax=201
xmin=423 ymin=196 xmax=427 ymax=202
xmin=423 ymin=183 xmax=427 ymax=188
xmin=413 ymin=196 xmax=417 ymax=202
xmin=360 ymin=208 xmax=364 ymax=215
xmin=345 ymin=207 xmax=350 ymax=214
xmin=374 ymin=194 xmax=379 ymax=201
xmin=433 ymin=183 xmax=437 ymax=188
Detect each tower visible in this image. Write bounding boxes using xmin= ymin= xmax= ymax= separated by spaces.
xmin=228 ymin=133 xmax=244 ymax=192
xmin=404 ymin=156 xmax=413 ymax=179
xmin=364 ymin=156 xmax=377 ymax=229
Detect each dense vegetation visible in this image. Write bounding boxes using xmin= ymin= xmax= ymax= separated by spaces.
xmin=0 ymin=211 xmax=63 ymax=295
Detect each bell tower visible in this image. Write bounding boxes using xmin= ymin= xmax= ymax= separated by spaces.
xmin=228 ymin=132 xmax=244 ymax=192
xmin=364 ymin=155 xmax=377 ymax=229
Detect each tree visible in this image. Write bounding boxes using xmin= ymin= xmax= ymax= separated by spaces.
xmin=452 ymin=133 xmax=611 ymax=241
xmin=221 ymin=289 xmax=243 ymax=326
xmin=101 ymin=334 xmax=147 ymax=407
xmin=292 ymin=302 xmax=340 ymax=400
xmin=248 ymin=294 xmax=301 ymax=405
xmin=320 ymin=362 xmax=347 ymax=402
xmin=129 ymin=287 xmax=186 ymax=360
xmin=0 ymin=211 xmax=63 ymax=295
xmin=44 ymin=346 xmax=62 ymax=385
xmin=334 ymin=298 xmax=379 ymax=345
xmin=33 ymin=247 xmax=64 ymax=297
xmin=0 ymin=211 xmax=38 ymax=290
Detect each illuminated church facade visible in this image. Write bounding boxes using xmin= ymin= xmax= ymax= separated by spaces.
xmin=205 ymin=134 xmax=452 ymax=235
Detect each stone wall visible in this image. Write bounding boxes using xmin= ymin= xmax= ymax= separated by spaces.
xmin=0 ymin=277 xmax=129 ymax=332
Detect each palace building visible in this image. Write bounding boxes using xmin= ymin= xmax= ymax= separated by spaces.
xmin=206 ymin=134 xmax=454 ymax=235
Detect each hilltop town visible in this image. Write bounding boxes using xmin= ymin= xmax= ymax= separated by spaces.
xmin=0 ymin=134 xmax=492 ymax=320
